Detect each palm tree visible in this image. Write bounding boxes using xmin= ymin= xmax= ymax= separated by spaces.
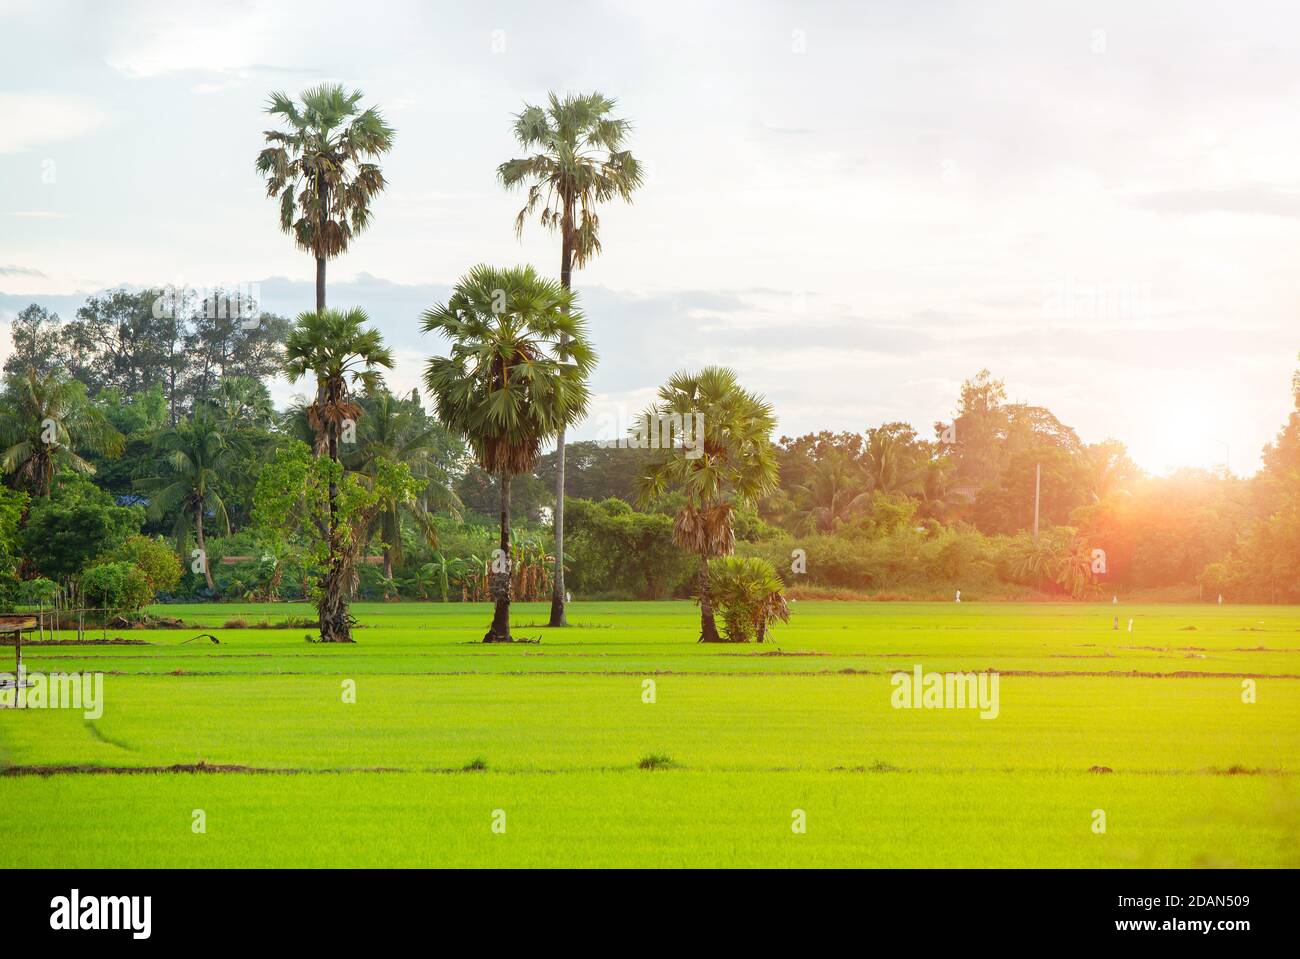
xmin=136 ymin=408 xmax=233 ymax=592
xmin=916 ymin=456 xmax=961 ymax=521
xmin=345 ymin=389 xmax=463 ymax=579
xmin=283 ymin=308 xmax=393 ymax=642
xmin=862 ymin=427 xmax=922 ymax=495
xmin=636 ymin=367 xmax=779 ymax=643
xmin=212 ymin=375 xmax=276 ymax=430
xmin=498 ymin=91 xmax=641 ymax=627
xmin=0 ymin=368 xmax=124 ymax=497
xmin=421 ymin=265 xmax=595 ymax=642
xmin=256 ymin=84 xmax=394 ymax=311
xmin=708 ymin=555 xmax=790 ymax=644
xmin=791 ymin=450 xmax=871 ymax=533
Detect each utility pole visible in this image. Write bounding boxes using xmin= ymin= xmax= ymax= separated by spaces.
xmin=1033 ymin=462 xmax=1041 ymax=541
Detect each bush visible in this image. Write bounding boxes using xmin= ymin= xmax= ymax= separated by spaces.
xmin=21 ymin=473 xmax=143 ymax=580
xmin=565 ymin=498 xmax=695 ymax=599
xmin=707 ymin=555 xmax=790 ymax=643
xmin=100 ymin=535 xmax=182 ymax=594
xmin=80 ymin=562 xmax=154 ymax=615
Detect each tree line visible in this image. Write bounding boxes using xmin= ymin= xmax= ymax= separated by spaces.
xmin=3 ymin=83 xmax=1299 ymax=646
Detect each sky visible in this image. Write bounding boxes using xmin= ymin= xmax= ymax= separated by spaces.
xmin=2 ymin=0 xmax=1298 ymax=475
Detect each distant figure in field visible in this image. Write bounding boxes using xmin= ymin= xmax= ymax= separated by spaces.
xmin=955 ymin=590 xmax=961 ymax=603
xmin=1112 ymin=595 xmax=1118 ymax=605
xmin=1218 ymin=594 xmax=1223 ymax=605
xmin=1127 ymin=618 xmax=1134 ymax=633
xmin=1112 ymin=616 xmax=1119 ymax=631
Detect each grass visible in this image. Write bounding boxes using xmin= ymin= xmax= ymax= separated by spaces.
xmin=2 ymin=600 xmax=1298 ymax=867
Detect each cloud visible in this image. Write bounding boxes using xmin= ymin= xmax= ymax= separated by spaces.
xmin=5 ymin=211 xmax=68 ymax=219
xmin=104 ymin=2 xmax=275 ymax=78
xmin=1127 ymin=186 xmax=1300 ymax=219
xmin=0 ymin=265 xmax=45 ymax=278
xmin=0 ymin=93 xmax=107 ymax=154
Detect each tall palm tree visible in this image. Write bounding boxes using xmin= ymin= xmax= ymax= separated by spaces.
xmin=636 ymin=367 xmax=779 ymax=643
xmin=498 ymin=91 xmax=641 ymax=627
xmin=421 ymin=265 xmax=595 ymax=642
xmin=283 ymin=308 xmax=393 ymax=642
xmin=0 ymin=368 xmax=124 ymax=497
xmin=136 ymin=408 xmax=233 ymax=592
xmin=256 ymin=84 xmax=394 ymax=311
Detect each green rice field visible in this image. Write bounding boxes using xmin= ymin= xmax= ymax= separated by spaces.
xmin=1 ymin=601 xmax=1297 ymax=867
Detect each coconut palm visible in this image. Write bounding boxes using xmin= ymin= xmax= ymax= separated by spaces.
xmin=345 ymin=389 xmax=464 ymax=579
xmin=916 ymin=456 xmax=961 ymax=522
xmin=421 ymin=265 xmax=595 ymax=642
xmin=0 ymin=368 xmax=124 ymax=498
xmin=283 ymin=308 xmax=393 ymax=642
xmin=135 ymin=408 xmax=233 ymax=592
xmin=498 ymin=91 xmax=641 ymax=627
xmin=256 ymin=84 xmax=394 ymax=310
xmin=862 ymin=427 xmax=923 ymax=495
xmin=636 ymin=367 xmax=779 ymax=643
xmin=791 ymin=450 xmax=872 ymax=533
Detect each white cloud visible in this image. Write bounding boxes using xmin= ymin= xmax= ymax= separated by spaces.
xmin=104 ymin=1 xmax=276 ymax=78
xmin=0 ymin=93 xmax=107 ymax=154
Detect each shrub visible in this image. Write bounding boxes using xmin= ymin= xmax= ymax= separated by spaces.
xmin=21 ymin=473 xmax=143 ymax=580
xmin=100 ymin=535 xmax=182 ymax=595
xmin=707 ymin=555 xmax=790 ymax=643
xmin=79 ymin=562 xmax=154 ymax=615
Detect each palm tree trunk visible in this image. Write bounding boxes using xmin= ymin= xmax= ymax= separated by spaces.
xmin=698 ymin=555 xmax=722 ymax=643
xmin=319 ymin=428 xmax=353 ymax=642
xmin=548 ymin=216 xmax=575 ymax=627
xmin=196 ymin=508 xmax=215 ymax=592
xmin=315 ymin=178 xmax=328 ymax=311
xmin=486 ymin=472 xmax=513 ymax=642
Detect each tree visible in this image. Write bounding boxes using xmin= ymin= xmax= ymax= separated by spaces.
xmin=135 ymin=408 xmax=235 ymax=592
xmin=283 ymin=308 xmax=393 ymax=642
xmin=61 ymin=289 xmax=183 ymax=398
xmin=80 ymin=562 xmax=154 ymax=616
xmin=422 ymin=265 xmax=595 ymax=642
xmin=707 ymin=555 xmax=790 ymax=643
xmin=99 ymin=535 xmax=183 ymax=596
xmin=3 ymin=304 xmax=64 ymax=379
xmin=256 ymin=84 xmax=394 ymax=311
xmin=344 ymin=389 xmax=463 ymax=579
xmin=21 ymin=472 xmax=142 ymax=580
xmin=253 ymin=441 xmax=419 ymax=624
xmin=791 ymin=450 xmax=871 ymax=533
xmin=0 ymin=369 xmax=125 ymax=497
xmin=862 ymin=423 xmax=927 ymax=495
xmin=181 ymin=291 xmax=290 ymax=414
xmin=563 ymin=497 xmax=689 ymax=599
xmin=636 ymin=367 xmax=779 ymax=643
xmin=498 ymin=91 xmax=641 ymax=627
